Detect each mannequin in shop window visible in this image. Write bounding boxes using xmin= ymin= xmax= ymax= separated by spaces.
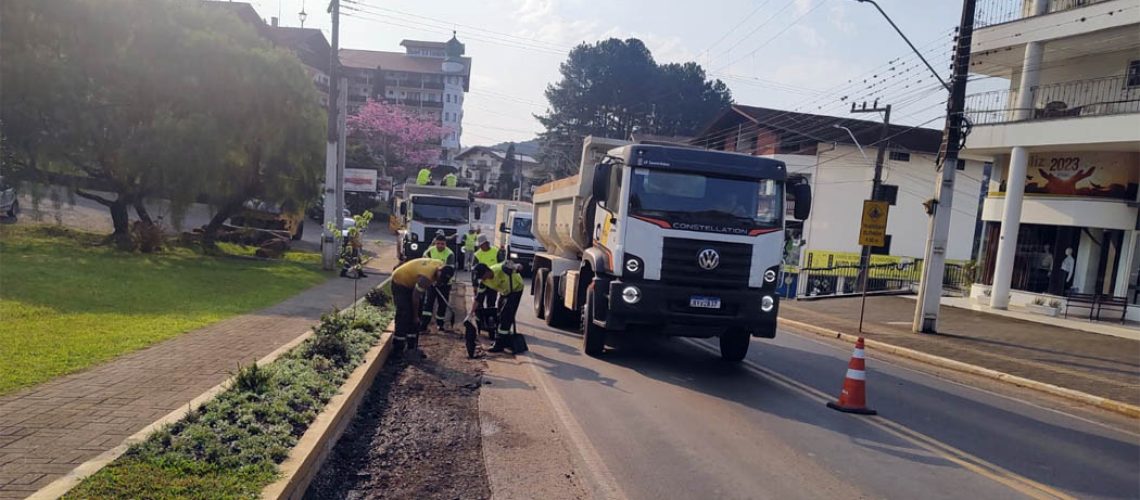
xmin=1061 ymin=247 xmax=1075 ymax=293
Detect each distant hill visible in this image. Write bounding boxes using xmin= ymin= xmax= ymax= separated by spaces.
xmin=489 ymin=138 xmax=540 ymax=157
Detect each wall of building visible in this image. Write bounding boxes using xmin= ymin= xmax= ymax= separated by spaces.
xmin=805 ymin=144 xmax=984 ymax=261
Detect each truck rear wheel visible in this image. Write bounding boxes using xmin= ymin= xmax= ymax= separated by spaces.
xmin=719 ymin=328 xmax=751 ymax=362
xmin=581 ymin=284 xmax=606 ymax=357
xmin=544 ymin=275 xmax=575 ymax=329
xmin=533 ymin=269 xmax=548 ymax=320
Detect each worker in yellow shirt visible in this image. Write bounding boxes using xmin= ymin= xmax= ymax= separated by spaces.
xmin=416 ymin=167 xmax=432 ymax=186
xmin=443 ymin=172 xmax=458 ymax=187
xmin=422 ymin=234 xmax=456 ymax=331
xmin=390 ymin=257 xmax=454 ymax=355
xmin=472 ymin=261 xmax=525 ymax=352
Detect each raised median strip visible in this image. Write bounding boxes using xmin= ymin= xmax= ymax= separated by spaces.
xmin=779 ymin=318 xmax=1140 ymax=419
xmin=31 ymin=278 xmax=395 ymax=500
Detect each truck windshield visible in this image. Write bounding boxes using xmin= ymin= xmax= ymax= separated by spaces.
xmin=628 ymin=168 xmax=782 ymax=231
xmin=413 ymin=203 xmax=468 ymax=224
xmin=511 ymin=217 xmax=533 ymax=238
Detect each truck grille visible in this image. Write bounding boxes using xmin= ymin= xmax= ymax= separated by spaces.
xmin=661 ymin=237 xmax=751 ymax=289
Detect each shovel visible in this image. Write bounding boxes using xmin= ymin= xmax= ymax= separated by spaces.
xmin=429 ymin=286 xmax=479 ymax=358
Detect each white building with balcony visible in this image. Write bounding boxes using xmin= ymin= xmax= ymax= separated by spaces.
xmin=964 ymin=0 xmax=1140 ymax=319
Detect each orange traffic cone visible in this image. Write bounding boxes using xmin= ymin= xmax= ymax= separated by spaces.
xmin=827 ymin=337 xmax=877 ymax=415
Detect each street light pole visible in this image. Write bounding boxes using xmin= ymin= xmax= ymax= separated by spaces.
xmin=853 ymin=0 xmax=977 ymax=333
xmin=913 ymin=0 xmax=977 ymax=333
xmin=321 ymin=0 xmax=341 ymax=270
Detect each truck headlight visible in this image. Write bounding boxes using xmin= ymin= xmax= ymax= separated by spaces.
xmin=761 ymin=295 xmax=774 ymax=312
xmin=410 ymin=243 xmax=419 ymax=251
xmin=764 ymin=269 xmax=777 ymax=283
xmin=621 ymin=286 xmax=641 ymax=304
xmin=510 ymin=252 xmax=519 ymax=259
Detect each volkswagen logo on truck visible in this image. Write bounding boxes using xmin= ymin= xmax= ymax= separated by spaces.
xmin=697 ymin=248 xmax=720 ymax=270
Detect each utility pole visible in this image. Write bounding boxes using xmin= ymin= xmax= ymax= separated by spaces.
xmin=849 ymin=100 xmax=892 ymax=332
xmin=320 ymin=0 xmax=341 ymax=270
xmin=913 ymin=0 xmax=977 ymax=333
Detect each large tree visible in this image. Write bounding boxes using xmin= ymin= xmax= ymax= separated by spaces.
xmin=346 ymin=100 xmax=444 ymax=183
xmin=0 ymin=0 xmax=323 ymax=247
xmin=536 ymin=38 xmax=732 ymax=177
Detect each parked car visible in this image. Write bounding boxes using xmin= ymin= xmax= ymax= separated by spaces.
xmin=0 ymin=177 xmax=18 ymax=221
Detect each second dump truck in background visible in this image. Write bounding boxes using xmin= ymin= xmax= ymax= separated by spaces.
xmin=530 ymin=136 xmax=811 ymax=361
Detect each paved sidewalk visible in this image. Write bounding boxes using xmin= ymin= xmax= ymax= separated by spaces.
xmin=0 ymin=243 xmax=397 ymax=498
xmin=781 ymin=296 xmax=1140 ymax=406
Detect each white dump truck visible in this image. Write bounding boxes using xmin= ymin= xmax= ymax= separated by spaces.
xmin=396 ymin=183 xmax=481 ymax=261
xmin=530 ymin=136 xmax=812 ymax=361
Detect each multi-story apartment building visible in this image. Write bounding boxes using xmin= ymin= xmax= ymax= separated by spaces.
xmin=964 ymin=0 xmax=1140 ymax=317
xmin=339 ymin=35 xmax=472 ymax=169
xmin=694 ymin=105 xmax=987 ymax=273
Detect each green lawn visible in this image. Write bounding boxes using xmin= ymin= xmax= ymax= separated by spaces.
xmin=0 ymin=225 xmax=330 ymax=395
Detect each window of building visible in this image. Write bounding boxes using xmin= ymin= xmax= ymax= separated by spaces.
xmin=1127 ymin=60 xmax=1140 ymax=88
xmin=889 ymin=151 xmax=911 ymax=162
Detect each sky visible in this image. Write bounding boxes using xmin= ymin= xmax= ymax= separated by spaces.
xmin=244 ymin=0 xmax=997 ymax=147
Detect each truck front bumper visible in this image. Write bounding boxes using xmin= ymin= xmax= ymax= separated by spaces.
xmin=604 ymin=280 xmax=778 ymax=338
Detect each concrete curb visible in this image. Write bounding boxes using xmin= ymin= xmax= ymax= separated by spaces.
xmin=29 ymin=278 xmax=393 ymax=500
xmin=779 ymin=318 xmax=1140 ymax=420
xmin=262 ymin=320 xmax=396 ymax=500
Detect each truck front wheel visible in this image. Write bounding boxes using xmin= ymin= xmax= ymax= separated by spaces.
xmin=581 ymin=284 xmax=606 ymax=357
xmin=719 ymin=328 xmax=751 ymax=362
xmin=533 ymin=269 xmax=548 ymax=320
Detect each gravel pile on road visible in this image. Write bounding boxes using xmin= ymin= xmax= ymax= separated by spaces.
xmin=305 ymin=330 xmax=491 ymax=499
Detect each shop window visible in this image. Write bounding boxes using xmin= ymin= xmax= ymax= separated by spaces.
xmin=1127 ymin=60 xmax=1140 ymax=88
xmin=889 ymin=151 xmax=910 ymax=162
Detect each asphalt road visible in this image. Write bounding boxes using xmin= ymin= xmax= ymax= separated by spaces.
xmin=513 ymin=289 xmax=1140 ymax=500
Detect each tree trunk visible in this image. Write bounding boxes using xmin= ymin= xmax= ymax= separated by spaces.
xmin=133 ymin=199 xmax=154 ymax=225
xmin=109 ymin=199 xmax=132 ymax=249
xmin=202 ymin=200 xmax=241 ymax=249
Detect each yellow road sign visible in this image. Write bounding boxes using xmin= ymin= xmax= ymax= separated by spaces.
xmin=859 ymin=200 xmax=890 ymax=247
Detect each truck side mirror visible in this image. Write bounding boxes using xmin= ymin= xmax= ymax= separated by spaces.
xmin=473 ymin=206 xmax=481 ymax=220
xmin=499 ymin=222 xmax=509 ymax=234
xmin=399 ymin=201 xmax=407 ymax=216
xmin=591 ymin=163 xmax=611 ymax=202
xmin=792 ymin=183 xmax=812 ymax=221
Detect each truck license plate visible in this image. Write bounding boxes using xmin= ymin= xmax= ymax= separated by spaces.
xmin=689 ymin=295 xmax=721 ymax=309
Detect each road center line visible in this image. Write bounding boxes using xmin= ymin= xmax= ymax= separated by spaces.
xmin=682 ymin=338 xmax=1076 ymax=500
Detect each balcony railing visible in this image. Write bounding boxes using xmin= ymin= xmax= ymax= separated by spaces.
xmin=975 ymin=0 xmax=1114 ymax=28
xmin=963 ymin=75 xmax=1140 ymax=126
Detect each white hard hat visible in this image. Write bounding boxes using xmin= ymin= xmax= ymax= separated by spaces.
xmin=477 ymin=234 xmax=489 ymax=246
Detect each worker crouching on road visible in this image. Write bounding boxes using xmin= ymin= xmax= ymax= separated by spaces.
xmin=391 ymin=258 xmax=455 ymax=355
xmin=472 ymin=262 xmax=524 ymax=353
xmin=423 ymin=234 xmax=456 ymax=331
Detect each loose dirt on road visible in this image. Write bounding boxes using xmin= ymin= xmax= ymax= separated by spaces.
xmin=305 ymin=329 xmax=491 ymax=500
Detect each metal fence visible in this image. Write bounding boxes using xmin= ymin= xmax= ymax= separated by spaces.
xmin=975 ymin=0 xmax=1113 ymax=28
xmin=964 ymin=75 xmax=1140 ymax=126
xmin=797 ymin=261 xmax=974 ymax=298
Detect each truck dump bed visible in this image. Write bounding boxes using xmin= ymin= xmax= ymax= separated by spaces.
xmin=531 ymin=136 xmax=629 ymax=257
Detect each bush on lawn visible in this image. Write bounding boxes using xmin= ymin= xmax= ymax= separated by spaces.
xmin=66 ymin=299 xmax=393 ymax=499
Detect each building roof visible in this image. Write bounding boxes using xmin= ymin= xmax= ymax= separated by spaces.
xmin=266 ymin=26 xmax=330 ymax=73
xmin=695 ymin=104 xmax=944 ymax=154
xmin=456 ymin=146 xmax=538 ymax=165
xmin=339 ymin=48 xmax=472 ymax=90
xmin=401 ymin=40 xmax=448 ymax=49
xmin=203 ymin=1 xmax=266 ymax=31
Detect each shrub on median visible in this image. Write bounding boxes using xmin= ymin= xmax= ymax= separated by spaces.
xmin=67 ymin=301 xmax=393 ymax=499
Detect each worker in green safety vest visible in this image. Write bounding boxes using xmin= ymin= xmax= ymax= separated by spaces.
xmin=443 ymin=172 xmax=458 ymax=187
xmin=416 ymin=167 xmax=432 ymax=185
xmin=422 ymin=234 xmax=456 ymax=331
xmin=472 ymin=261 xmax=525 ymax=352
xmin=472 ymin=233 xmax=504 ymax=312
xmin=461 ymin=227 xmax=478 ymax=270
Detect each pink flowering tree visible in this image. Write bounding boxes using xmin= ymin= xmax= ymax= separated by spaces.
xmin=347 ymin=100 xmax=444 ymax=181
